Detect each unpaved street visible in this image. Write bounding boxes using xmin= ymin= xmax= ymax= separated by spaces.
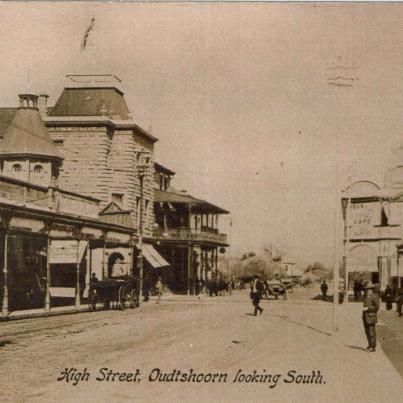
xmin=1 ymin=288 xmax=402 ymax=403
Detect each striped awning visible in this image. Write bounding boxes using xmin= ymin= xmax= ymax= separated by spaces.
xmin=142 ymin=244 xmax=169 ymax=268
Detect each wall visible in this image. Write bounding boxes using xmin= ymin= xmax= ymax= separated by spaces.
xmin=48 ymin=126 xmax=112 ymax=206
xmin=48 ymin=125 xmax=155 ymax=236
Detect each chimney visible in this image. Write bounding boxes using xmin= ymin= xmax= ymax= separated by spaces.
xmin=19 ymin=94 xmax=38 ymax=109
xmin=38 ymin=94 xmax=49 ymax=117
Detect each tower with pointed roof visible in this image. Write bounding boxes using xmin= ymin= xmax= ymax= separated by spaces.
xmin=0 ymin=94 xmax=63 ymax=187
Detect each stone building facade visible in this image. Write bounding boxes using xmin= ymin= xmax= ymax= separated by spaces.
xmin=153 ymin=163 xmax=229 ymax=294
xmin=0 ymin=74 xmax=230 ymax=314
xmin=43 ymin=77 xmax=156 ymax=238
xmin=342 ymin=165 xmax=403 ymax=292
xmin=0 ymin=94 xmax=136 ymax=315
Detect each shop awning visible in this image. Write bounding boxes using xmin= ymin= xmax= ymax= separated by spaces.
xmin=142 ymin=244 xmax=170 ymax=268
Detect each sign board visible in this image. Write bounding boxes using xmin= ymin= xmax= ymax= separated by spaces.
xmin=49 ymin=240 xmax=88 ymax=264
xmin=107 ymin=231 xmax=131 ymax=244
xmin=49 ymin=223 xmax=76 ymax=238
xmin=9 ymin=216 xmax=44 ymax=232
xmin=348 ymin=202 xmax=379 ymax=239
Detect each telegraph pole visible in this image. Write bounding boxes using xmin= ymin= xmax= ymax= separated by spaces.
xmin=228 ymin=216 xmax=233 ymax=295
xmin=138 ymin=173 xmax=144 ymax=305
xmin=136 ymin=151 xmax=150 ymax=306
xmin=333 ymin=185 xmax=341 ymax=332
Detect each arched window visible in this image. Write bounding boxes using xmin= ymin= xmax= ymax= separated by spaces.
xmin=108 ymin=252 xmax=126 ymax=278
xmin=12 ymin=163 xmax=22 ymax=172
xmin=33 ymin=164 xmax=43 ymax=174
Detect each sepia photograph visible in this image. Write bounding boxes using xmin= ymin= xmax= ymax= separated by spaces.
xmin=1 ymin=1 xmax=403 ymax=402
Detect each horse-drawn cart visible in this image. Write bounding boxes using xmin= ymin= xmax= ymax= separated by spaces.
xmin=88 ymin=277 xmax=138 ymax=311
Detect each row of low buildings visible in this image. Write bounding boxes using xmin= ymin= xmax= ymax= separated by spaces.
xmin=341 ymin=160 xmax=403 ymax=293
xmin=0 ymin=74 xmax=229 ymax=315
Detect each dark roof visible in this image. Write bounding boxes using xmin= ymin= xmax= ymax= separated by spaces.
xmin=155 ymin=162 xmax=176 ymax=176
xmin=0 ymin=108 xmax=62 ymax=160
xmin=0 ymin=108 xmax=18 ymax=138
xmin=155 ymin=189 xmax=229 ymax=214
xmin=49 ymin=87 xmax=131 ymax=120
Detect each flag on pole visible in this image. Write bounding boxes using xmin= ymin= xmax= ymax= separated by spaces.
xmin=81 ymin=17 xmax=95 ymax=50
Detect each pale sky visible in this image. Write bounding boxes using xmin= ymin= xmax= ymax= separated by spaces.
xmin=1 ymin=2 xmax=403 ymax=268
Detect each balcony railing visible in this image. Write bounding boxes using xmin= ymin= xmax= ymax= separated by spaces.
xmin=153 ymin=227 xmax=228 ymax=244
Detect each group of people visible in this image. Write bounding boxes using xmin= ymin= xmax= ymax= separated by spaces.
xmin=382 ymin=283 xmax=403 ymax=315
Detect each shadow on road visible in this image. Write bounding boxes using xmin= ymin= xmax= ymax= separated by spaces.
xmin=346 ymin=344 xmax=368 ymax=352
xmin=0 ymin=340 xmax=14 ymax=348
xmin=311 ymin=294 xmax=333 ymax=303
xmin=269 ymin=314 xmax=332 ymax=337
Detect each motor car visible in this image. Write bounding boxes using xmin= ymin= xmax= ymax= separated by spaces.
xmin=281 ymin=279 xmax=293 ymax=292
xmin=264 ymin=280 xmax=287 ymax=300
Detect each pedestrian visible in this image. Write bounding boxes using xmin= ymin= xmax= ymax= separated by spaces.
xmin=358 ymin=280 xmax=365 ymax=300
xmin=250 ymin=275 xmax=264 ymax=316
xmin=362 ymin=281 xmax=380 ymax=352
xmin=353 ymin=280 xmax=360 ymax=302
xmin=320 ymin=280 xmax=328 ymax=300
xmin=88 ymin=273 xmax=98 ymax=310
xmin=143 ymin=275 xmax=151 ymax=302
xmin=155 ymin=276 xmax=163 ymax=304
xmin=396 ymin=284 xmax=403 ymax=317
xmin=384 ymin=283 xmax=394 ymax=311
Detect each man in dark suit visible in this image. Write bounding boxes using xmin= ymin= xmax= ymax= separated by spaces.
xmin=250 ymin=275 xmax=264 ymax=316
xmin=362 ymin=281 xmax=380 ymax=352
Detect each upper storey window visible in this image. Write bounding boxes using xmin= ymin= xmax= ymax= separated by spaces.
xmin=12 ymin=163 xmax=22 ymax=172
xmin=34 ymin=164 xmax=43 ymax=174
xmin=111 ymin=193 xmax=124 ymax=208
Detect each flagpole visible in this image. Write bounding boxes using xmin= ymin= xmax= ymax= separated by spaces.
xmin=228 ymin=216 xmax=233 ymax=295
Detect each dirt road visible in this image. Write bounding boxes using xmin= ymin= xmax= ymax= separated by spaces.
xmin=1 ymin=288 xmax=402 ymax=402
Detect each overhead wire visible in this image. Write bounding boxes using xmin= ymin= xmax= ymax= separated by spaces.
xmin=0 ymin=117 xmax=340 ymax=194
xmin=0 ymin=116 xmax=78 ymax=155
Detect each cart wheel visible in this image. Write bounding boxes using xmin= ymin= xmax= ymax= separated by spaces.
xmin=88 ymin=290 xmax=96 ymax=311
xmin=118 ymin=286 xmax=126 ymax=310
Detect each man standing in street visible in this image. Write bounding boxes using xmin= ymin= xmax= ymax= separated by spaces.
xmin=155 ymin=276 xmax=163 ymax=304
xmin=384 ymin=283 xmax=394 ymax=311
xmin=320 ymin=279 xmax=328 ymax=300
xmin=396 ymin=283 xmax=403 ymax=316
xmin=362 ymin=281 xmax=380 ymax=352
xmin=250 ymin=275 xmax=264 ymax=316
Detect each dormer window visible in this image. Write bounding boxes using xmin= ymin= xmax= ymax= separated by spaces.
xmin=34 ymin=164 xmax=43 ymax=174
xmin=12 ymin=163 xmax=22 ymax=172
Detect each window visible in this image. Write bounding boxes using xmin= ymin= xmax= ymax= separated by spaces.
xmin=12 ymin=163 xmax=22 ymax=172
xmin=33 ymin=164 xmax=43 ymax=174
xmin=111 ymin=193 xmax=124 ymax=208
xmin=54 ymin=140 xmax=64 ymax=146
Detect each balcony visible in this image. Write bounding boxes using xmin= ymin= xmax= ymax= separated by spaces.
xmin=153 ymin=227 xmax=228 ymax=245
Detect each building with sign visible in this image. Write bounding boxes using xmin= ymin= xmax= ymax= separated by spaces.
xmin=0 ymin=75 xmax=230 ymax=314
xmin=153 ymin=163 xmax=229 ymax=294
xmin=0 ymin=94 xmax=137 ymax=314
xmin=342 ymin=170 xmax=403 ymax=292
